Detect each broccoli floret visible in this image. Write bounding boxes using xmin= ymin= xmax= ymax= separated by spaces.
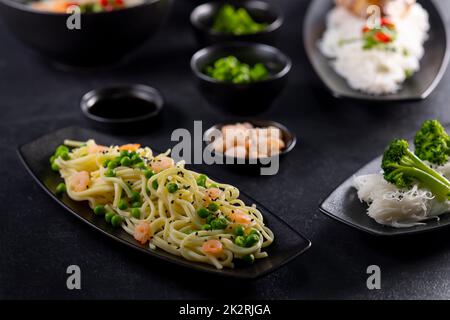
xmin=414 ymin=119 xmax=450 ymax=165
xmin=382 ymin=139 xmax=450 ymax=202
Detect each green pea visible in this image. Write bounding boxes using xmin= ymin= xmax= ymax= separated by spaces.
xmin=242 ymin=254 xmax=255 ymax=264
xmin=144 ymin=170 xmax=154 ymax=179
xmin=244 ymin=233 xmax=259 ymax=247
xmin=208 ymin=202 xmax=219 ymax=212
xmin=130 ymin=191 xmax=141 ymax=203
xmin=120 ymin=156 xmax=131 ymax=166
xmin=56 ymin=183 xmax=66 ymax=195
xmin=197 ymin=207 xmax=210 ymax=219
xmin=105 ymin=169 xmax=116 ymax=177
xmin=105 ymin=212 xmax=115 ymax=223
xmin=118 ymin=200 xmax=128 ymax=210
xmin=248 ymin=228 xmax=258 ymax=236
xmin=120 ymin=150 xmax=129 ymax=158
xmin=196 ymin=174 xmax=207 ymax=187
xmin=134 ymin=162 xmax=146 ymax=169
xmin=59 ymin=151 xmax=70 ymax=160
xmin=111 ymin=215 xmax=123 ymax=227
xmin=234 ymin=225 xmax=245 ymax=236
xmin=131 ymin=154 xmax=143 ymax=164
xmin=201 ymin=224 xmax=211 ymax=230
xmin=93 ymin=205 xmax=106 ymax=216
xmin=211 ymin=217 xmax=228 ymax=230
xmin=234 ymin=235 xmax=246 ymax=247
xmin=152 ymin=180 xmax=159 ymax=190
xmin=132 ymin=201 xmax=141 ymax=208
xmin=167 ymin=183 xmax=178 ymax=193
xmin=108 ymin=160 xmax=118 ymax=170
xmin=103 ymin=159 xmax=111 ymax=168
xmin=206 ymin=215 xmax=215 ymax=224
xmin=131 ymin=208 xmax=141 ymax=219
xmin=55 ymin=145 xmax=69 ymax=156
xmin=51 ymin=163 xmax=59 ymax=171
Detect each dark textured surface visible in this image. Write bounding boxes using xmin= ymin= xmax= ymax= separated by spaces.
xmin=1 ymin=0 xmax=450 ymax=299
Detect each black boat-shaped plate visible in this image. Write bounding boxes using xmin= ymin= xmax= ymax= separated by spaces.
xmin=18 ymin=126 xmax=311 ymax=279
xmin=320 ymin=156 xmax=450 ymax=236
xmin=303 ymin=0 xmax=449 ymax=101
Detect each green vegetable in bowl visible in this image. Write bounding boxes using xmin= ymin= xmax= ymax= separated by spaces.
xmin=414 ymin=119 xmax=450 ymax=165
xmin=382 ymin=139 xmax=450 ymax=202
xmin=204 ymin=56 xmax=269 ymax=84
xmin=212 ymin=4 xmax=268 ymax=35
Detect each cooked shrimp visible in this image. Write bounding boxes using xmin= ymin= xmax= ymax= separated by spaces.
xmin=202 ymin=239 xmax=223 ymax=256
xmin=267 ymin=138 xmax=285 ymax=156
xmin=224 ymin=146 xmax=247 ymax=158
xmin=150 ymin=156 xmax=174 ymax=173
xmin=212 ymin=137 xmax=225 ymax=153
xmin=134 ymin=221 xmax=152 ymax=245
xmin=69 ymin=171 xmax=90 ymax=192
xmin=119 ymin=144 xmax=141 ymax=152
xmin=88 ymin=143 xmax=108 ymax=154
xmin=223 ymin=127 xmax=248 ymax=149
xmin=205 ymin=188 xmax=222 ymax=202
xmin=228 ymin=209 xmax=252 ymax=225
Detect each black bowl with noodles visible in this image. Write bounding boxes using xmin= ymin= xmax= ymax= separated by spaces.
xmin=0 ymin=0 xmax=173 ymax=67
xmin=190 ymin=0 xmax=283 ymax=46
xmin=191 ymin=42 xmax=291 ymax=115
xmin=203 ymin=119 xmax=296 ymax=175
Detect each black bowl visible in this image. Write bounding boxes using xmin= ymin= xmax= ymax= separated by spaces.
xmin=203 ymin=119 xmax=296 ymax=175
xmin=191 ymin=42 xmax=291 ymax=115
xmin=0 ymin=0 xmax=173 ymax=67
xmin=190 ymin=0 xmax=283 ymax=46
xmin=80 ymin=84 xmax=164 ymax=132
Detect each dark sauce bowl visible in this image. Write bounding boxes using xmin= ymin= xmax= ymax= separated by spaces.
xmin=0 ymin=0 xmax=172 ymax=67
xmin=203 ymin=119 xmax=296 ymax=175
xmin=191 ymin=42 xmax=291 ymax=115
xmin=80 ymin=85 xmax=164 ymax=132
xmin=190 ymin=0 xmax=283 ymax=46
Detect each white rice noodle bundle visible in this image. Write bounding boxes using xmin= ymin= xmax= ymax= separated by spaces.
xmin=353 ymin=174 xmax=448 ymax=228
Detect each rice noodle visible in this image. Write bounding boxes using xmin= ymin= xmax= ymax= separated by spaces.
xmin=353 ymin=174 xmax=449 ymax=228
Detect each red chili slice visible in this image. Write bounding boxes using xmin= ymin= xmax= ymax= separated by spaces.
xmin=381 ymin=18 xmax=395 ymax=29
xmin=375 ymin=31 xmax=392 ymax=43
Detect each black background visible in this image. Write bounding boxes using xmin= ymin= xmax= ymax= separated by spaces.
xmin=1 ymin=0 xmax=449 ymax=299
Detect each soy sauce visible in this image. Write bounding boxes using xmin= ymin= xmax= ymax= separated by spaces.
xmin=89 ymin=96 xmax=157 ymax=119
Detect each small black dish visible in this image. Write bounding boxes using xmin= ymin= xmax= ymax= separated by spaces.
xmin=80 ymin=85 xmax=164 ymax=131
xmin=18 ymin=126 xmax=311 ymax=279
xmin=190 ymin=0 xmax=283 ymax=46
xmin=191 ymin=42 xmax=291 ymax=115
xmin=0 ymin=0 xmax=172 ymax=67
xmin=303 ymin=0 xmax=449 ymax=102
xmin=204 ymin=119 xmax=296 ymax=175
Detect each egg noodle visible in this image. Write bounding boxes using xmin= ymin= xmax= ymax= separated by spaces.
xmin=53 ymin=139 xmax=274 ymax=269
